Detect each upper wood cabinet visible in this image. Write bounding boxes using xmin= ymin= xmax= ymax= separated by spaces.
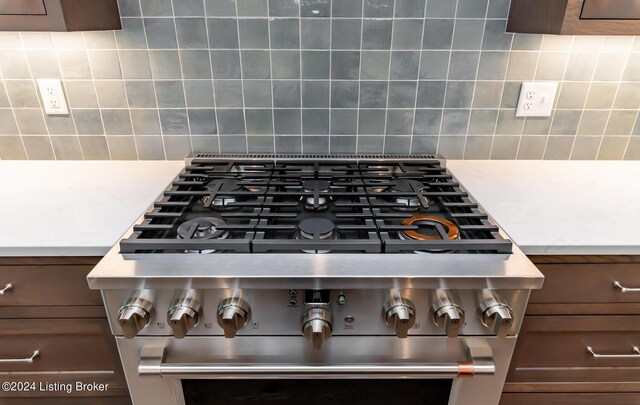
xmin=0 ymin=0 xmax=121 ymax=31
xmin=508 ymin=0 xmax=640 ymax=35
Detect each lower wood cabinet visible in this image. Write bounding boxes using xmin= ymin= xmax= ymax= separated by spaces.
xmin=0 ymin=257 xmax=130 ymax=404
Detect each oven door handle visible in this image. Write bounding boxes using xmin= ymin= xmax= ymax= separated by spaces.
xmin=138 ymin=347 xmax=495 ymax=378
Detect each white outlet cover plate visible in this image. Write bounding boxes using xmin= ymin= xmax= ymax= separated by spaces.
xmin=37 ymin=79 xmax=69 ymax=116
xmin=516 ymin=81 xmax=558 ymax=117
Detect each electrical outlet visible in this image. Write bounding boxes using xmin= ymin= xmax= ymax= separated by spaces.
xmin=516 ymin=82 xmax=558 ymax=117
xmin=37 ymin=79 xmax=68 ymax=116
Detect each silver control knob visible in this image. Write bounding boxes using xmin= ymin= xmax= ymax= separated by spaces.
xmin=432 ymin=290 xmax=465 ymax=338
xmin=216 ymin=297 xmax=251 ymax=338
xmin=167 ymin=294 xmax=202 ymax=339
xmin=302 ymin=307 xmax=333 ymax=350
xmin=118 ymin=296 xmax=155 ymax=339
xmin=383 ymin=293 xmax=416 ymax=338
xmin=479 ymin=293 xmax=514 ymax=337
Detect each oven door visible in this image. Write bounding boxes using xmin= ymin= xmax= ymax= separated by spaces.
xmin=117 ymin=336 xmax=515 ymax=405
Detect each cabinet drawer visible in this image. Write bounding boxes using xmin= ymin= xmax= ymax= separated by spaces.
xmin=507 ymin=315 xmax=640 ymax=385
xmin=0 ymin=0 xmax=46 ymax=15
xmin=0 ymin=318 xmax=127 ymax=397
xmin=529 ymin=263 xmax=640 ymax=304
xmin=0 ymin=266 xmax=101 ymax=307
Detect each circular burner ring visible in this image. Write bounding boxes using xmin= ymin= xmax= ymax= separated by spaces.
xmin=177 ymin=217 xmax=229 ymax=240
xmin=391 ymin=179 xmax=425 ymax=193
xmin=302 ymin=179 xmax=331 ymax=192
xmin=298 ymin=217 xmax=336 ymax=240
xmin=400 ymin=215 xmax=460 ymax=241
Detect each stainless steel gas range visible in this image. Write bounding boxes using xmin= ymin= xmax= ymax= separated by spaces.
xmin=87 ymin=154 xmax=543 ymax=405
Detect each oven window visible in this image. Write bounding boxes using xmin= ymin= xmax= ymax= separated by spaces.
xmin=182 ymin=379 xmax=453 ymax=405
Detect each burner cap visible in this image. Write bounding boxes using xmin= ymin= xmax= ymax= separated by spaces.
xmin=177 ymin=217 xmax=228 ymax=240
xmin=298 ymin=218 xmax=335 ymax=240
xmin=302 ymin=179 xmax=331 ymax=192
xmin=392 ymin=179 xmax=424 ymax=193
xmin=206 ymin=179 xmax=242 ymax=192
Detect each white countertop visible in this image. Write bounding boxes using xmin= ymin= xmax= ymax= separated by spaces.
xmin=0 ymin=160 xmax=638 ymax=256
xmin=0 ymin=161 xmax=184 ymax=256
xmin=446 ymin=160 xmax=640 ymax=255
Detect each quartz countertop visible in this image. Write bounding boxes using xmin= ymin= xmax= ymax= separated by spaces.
xmin=0 ymin=161 xmax=184 ymax=256
xmin=446 ymin=160 xmax=640 ymax=255
xmin=0 ymin=160 xmax=638 ymax=257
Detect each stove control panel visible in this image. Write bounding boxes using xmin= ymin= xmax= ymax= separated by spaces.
xmin=106 ymin=288 xmax=523 ymax=338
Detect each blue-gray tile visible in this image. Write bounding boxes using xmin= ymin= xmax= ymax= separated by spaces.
xmin=359 ymin=81 xmax=388 ymax=108
xmin=550 ymin=110 xmax=582 ymax=135
xmin=125 ymin=81 xmax=157 ymax=108
xmin=192 ymin=135 xmax=219 ymax=152
xmin=411 ymin=135 xmax=438 ymax=154
xmin=438 ymin=136 xmax=466 ymax=158
xmin=331 ymin=135 xmax=357 ymax=153
xmin=87 ymin=50 xmax=122 ymax=79
xmin=95 ymin=81 xmax=128 ymax=108
xmin=58 ymin=50 xmax=92 ymax=79
xmin=495 ymin=110 xmax=524 ymax=135
xmin=238 ymin=19 xmax=269 ymax=49
xmin=358 ymin=135 xmax=385 ymax=152
xmin=441 ymin=109 xmax=470 ymax=134
xmin=173 ymin=0 xmax=205 ymax=16
xmin=426 ymin=0 xmax=456 ymax=17
xmin=465 ymin=136 xmax=493 ymax=159
xmin=219 ymin=135 xmax=248 ymax=152
xmin=51 ymin=136 xmax=83 ymax=160
xmin=303 ymin=135 xmax=329 ymax=153
xmin=175 ymin=18 xmax=208 ymax=49
xmin=84 ymin=31 xmax=116 ymax=49
xmin=302 ymin=81 xmax=330 ymax=108
xmin=390 ymin=51 xmax=420 ymax=80
xmin=270 ymin=19 xmax=300 ymax=49
xmin=26 ymin=50 xmax=62 ymax=79
xmin=491 ymin=136 xmax=520 ymax=159
xmin=73 ymin=109 xmax=104 ymax=135
xmin=214 ymin=80 xmax=244 ymax=107
xmin=416 ymin=81 xmax=446 ymax=108
xmin=452 ymin=19 xmax=485 ymax=50
xmin=149 ymin=50 xmax=182 ymax=79
xmin=413 ymin=109 xmax=442 ymax=135
xmin=276 ymin=135 xmax=302 ymax=153
xmin=302 ymin=51 xmax=330 ymax=79
xmin=457 ymin=0 xmax=488 ymax=18
xmin=271 ymin=50 xmax=300 ymax=79
xmin=119 ymin=50 xmax=152 ymax=79
xmin=240 ymin=50 xmax=270 ymax=79
xmin=362 ymin=20 xmax=392 ymax=50
xmin=477 ymin=51 xmax=509 ymax=80
xmin=273 ymin=80 xmax=301 ymax=107
xmin=131 ymin=109 xmax=161 ymax=134
xmin=155 ymin=81 xmax=186 ymax=108
xmin=386 ymin=110 xmax=414 ymax=135
xmin=5 ymin=81 xmax=40 ymax=109
xmin=487 ymin=0 xmax=510 ymax=17
xmin=301 ymin=0 xmax=331 ymax=17
xmin=423 ymin=19 xmax=454 ymax=49
xmin=468 ymin=109 xmax=498 ymax=135
xmin=245 ymin=109 xmax=273 ymax=134
xmin=205 ymin=0 xmax=236 ymax=16
xmin=303 ymin=109 xmax=329 ymax=134
xmin=0 ymin=109 xmax=19 ymax=135
xmin=140 ymin=0 xmax=173 ymax=16
xmin=448 ymin=51 xmax=480 ymax=80
xmin=135 ymin=136 xmax=165 ymax=159
xmin=79 ymin=136 xmax=111 ymax=160
xmin=237 ymin=0 xmax=268 ymax=16
xmin=384 ymin=136 xmax=411 ymax=154
xmin=395 ymin=0 xmax=426 ymax=17
xmin=243 ymin=80 xmax=272 ymax=107
xmin=118 ymin=0 xmax=142 ymax=17
xmin=419 ymin=51 xmax=449 ymax=79
xmin=332 ymin=19 xmax=362 ymax=50
xmin=160 ymin=109 xmax=190 ymax=134
xmin=164 ymin=135 xmax=193 ymax=159
xmin=247 ymin=135 xmax=275 ymax=152
xmin=361 ymin=51 xmax=390 ymax=80
xmin=444 ymin=81 xmax=474 ymax=108
xmin=188 ymin=109 xmax=218 ymax=134
xmin=364 ymin=0 xmax=394 ymax=17
xmin=64 ymin=81 xmax=99 ymax=109
xmin=211 ymin=50 xmax=241 ymax=79
xmin=185 ymin=80 xmax=215 ymax=108
xmin=392 ymin=19 xmax=423 ymax=49
xmin=333 ymin=0 xmax=363 ymax=17
xmin=217 ymin=109 xmax=246 ymax=134
xmin=45 ymin=115 xmax=76 ymax=135
xmin=331 ymin=51 xmax=360 ymax=79
xmin=482 ymin=20 xmax=512 ymax=50
xmin=269 ymin=0 xmax=300 ymax=16
xmin=144 ymin=18 xmax=178 ymax=49
xmin=115 ymin=18 xmax=147 ymax=49
xmin=388 ymin=81 xmax=417 ymax=108
xmin=180 ymin=50 xmax=212 ymax=79
xmin=102 ymin=110 xmax=134 ymax=135
xmin=358 ymin=109 xmax=386 ymax=134
xmin=0 ymin=136 xmax=27 ymax=159
xmin=274 ymin=109 xmax=301 ymax=134
xmin=331 ymin=109 xmax=358 ymax=135
xmin=208 ymin=18 xmax=239 ymax=48
xmin=331 ymin=81 xmax=359 ymax=108
xmin=301 ymin=19 xmax=330 ymax=49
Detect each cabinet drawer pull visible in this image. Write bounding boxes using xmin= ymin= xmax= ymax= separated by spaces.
xmin=587 ymin=346 xmax=640 ymax=359
xmin=613 ymin=281 xmax=640 ymax=293
xmin=0 ymin=350 xmax=39 ymax=364
xmin=0 ymin=284 xmax=13 ymax=295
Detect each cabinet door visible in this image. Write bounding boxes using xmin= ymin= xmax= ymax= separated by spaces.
xmin=581 ymin=0 xmax=640 ymax=19
xmin=0 ymin=0 xmax=46 ymax=15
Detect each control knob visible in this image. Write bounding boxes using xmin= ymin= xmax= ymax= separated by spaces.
xmin=302 ymin=307 xmax=333 ymax=350
xmin=432 ymin=290 xmax=465 ymax=338
xmin=167 ymin=292 xmax=202 ymax=339
xmin=118 ymin=296 xmax=155 ymax=339
xmin=383 ymin=292 xmax=416 ymax=338
xmin=216 ymin=297 xmax=251 ymax=338
xmin=479 ymin=292 xmax=514 ymax=337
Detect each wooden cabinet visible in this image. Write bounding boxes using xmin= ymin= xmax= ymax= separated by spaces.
xmin=508 ymin=0 xmax=640 ymax=35
xmin=501 ymin=256 xmax=640 ymax=404
xmin=0 ymin=0 xmax=121 ymax=31
xmin=0 ymin=257 xmax=130 ymax=404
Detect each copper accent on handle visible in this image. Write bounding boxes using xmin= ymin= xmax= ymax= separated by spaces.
xmin=401 ymin=215 xmax=460 ymax=241
xmin=457 ymin=361 xmax=475 ymax=377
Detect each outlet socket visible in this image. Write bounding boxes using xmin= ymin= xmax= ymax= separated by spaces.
xmin=516 ymin=82 xmax=558 ymax=117
xmin=37 ymin=79 xmax=68 ymax=116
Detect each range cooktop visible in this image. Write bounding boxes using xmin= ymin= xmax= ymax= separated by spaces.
xmin=120 ymin=154 xmax=512 ymax=255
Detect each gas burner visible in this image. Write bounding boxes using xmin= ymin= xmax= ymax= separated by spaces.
xmin=301 ymin=179 xmax=331 ymax=211
xmin=398 ymin=215 xmax=460 ymax=254
xmin=203 ymin=179 xmax=260 ymax=211
xmin=294 ymin=217 xmax=340 ymax=254
xmin=176 ymin=217 xmax=229 ymax=253
xmin=390 ymin=179 xmax=429 ymax=211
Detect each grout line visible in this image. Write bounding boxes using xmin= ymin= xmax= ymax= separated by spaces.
xmin=139 ymin=0 xmax=168 ymax=160
xmin=488 ymin=33 xmax=515 ymax=159
xmin=382 ymin=0 xmax=398 ymax=154
xmin=203 ymin=0 xmax=222 ymax=153
xmin=169 ymin=0 xmax=194 ymax=158
xmin=461 ymin=0 xmax=490 ymax=159
xmin=0 ymin=52 xmax=29 ymax=159
xmin=233 ymin=1 xmax=249 ymax=153
xmin=298 ymin=1 xmax=303 ymax=153
xmin=116 ymin=34 xmax=141 ymax=160
xmin=408 ymin=0 xmax=429 ymax=154
xmin=435 ymin=0 xmax=459 ymax=157
xmin=355 ymin=0 xmax=366 ymax=154
xmin=328 ymin=5 xmax=333 ymax=154
xmin=268 ymin=13 xmax=277 ymax=152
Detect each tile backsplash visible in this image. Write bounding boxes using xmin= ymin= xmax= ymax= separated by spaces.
xmin=0 ymin=0 xmax=639 ymax=160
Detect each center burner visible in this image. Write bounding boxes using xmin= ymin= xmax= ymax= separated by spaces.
xmin=203 ymin=179 xmax=248 ymax=211
xmin=294 ymin=218 xmax=340 ymax=254
xmin=390 ymin=179 xmax=429 ymax=211
xmin=177 ymin=217 xmax=229 ymax=253
xmin=301 ymin=179 xmax=331 ymax=211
